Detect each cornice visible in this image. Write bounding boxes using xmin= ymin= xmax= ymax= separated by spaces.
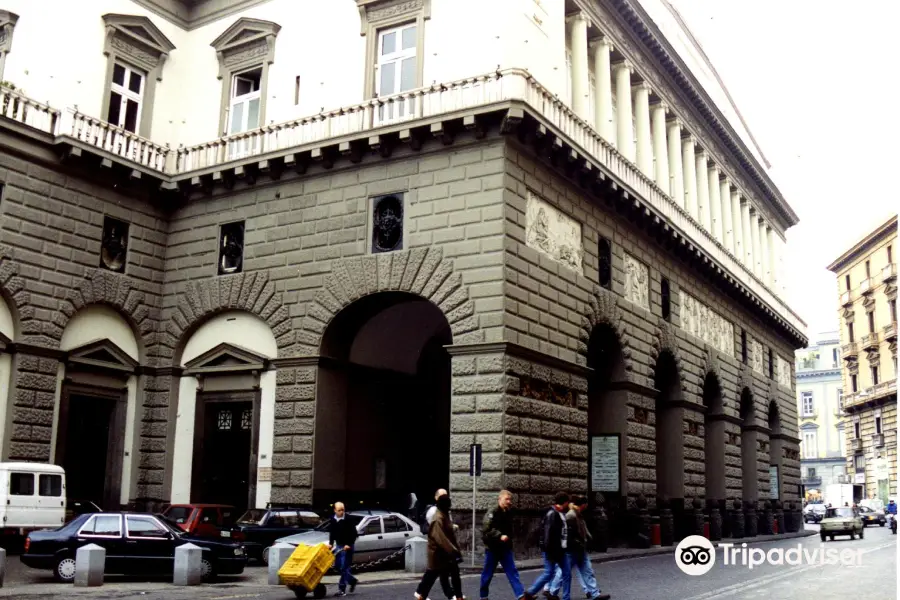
xmin=129 ymin=0 xmax=275 ymax=31
xmin=826 ymin=214 xmax=898 ymax=273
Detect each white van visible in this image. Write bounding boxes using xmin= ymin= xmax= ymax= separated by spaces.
xmin=0 ymin=463 xmax=66 ymax=536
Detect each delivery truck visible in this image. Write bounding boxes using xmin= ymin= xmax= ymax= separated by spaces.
xmin=825 ymin=483 xmax=854 ymax=507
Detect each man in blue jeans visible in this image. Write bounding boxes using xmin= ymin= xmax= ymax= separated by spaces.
xmin=525 ymin=492 xmax=572 ymax=600
xmin=328 ymin=502 xmax=359 ymax=597
xmin=480 ymin=490 xmax=526 ymax=600
xmin=546 ymin=496 xmax=610 ymax=600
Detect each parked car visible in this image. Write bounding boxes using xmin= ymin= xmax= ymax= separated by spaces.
xmin=160 ymin=504 xmax=241 ymax=540
xmin=235 ymin=506 xmax=323 ymax=564
xmin=858 ymin=505 xmax=886 ymax=527
xmin=65 ymin=500 xmax=102 ymax=524
xmin=21 ymin=512 xmax=247 ymax=583
xmin=803 ymin=503 xmax=826 ymax=523
xmin=820 ymin=506 xmax=864 ymax=541
xmin=275 ymin=510 xmax=421 ymax=566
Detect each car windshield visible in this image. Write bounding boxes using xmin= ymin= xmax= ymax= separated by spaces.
xmin=163 ymin=506 xmax=193 ymax=524
xmin=236 ymin=509 xmax=267 ymax=525
xmin=314 ymin=514 xmax=365 ymax=531
xmin=827 ymin=507 xmax=855 ymax=518
xmin=154 ymin=514 xmax=186 ymax=534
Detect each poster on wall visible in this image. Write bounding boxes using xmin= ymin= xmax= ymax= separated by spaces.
xmin=769 ymin=465 xmax=779 ymax=500
xmin=590 ymin=435 xmax=620 ymax=493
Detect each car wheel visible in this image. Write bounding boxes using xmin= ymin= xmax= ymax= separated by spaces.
xmin=200 ymin=557 xmax=217 ymax=582
xmin=820 ymin=532 xmax=826 ymax=542
xmin=54 ymin=556 xmax=77 ymax=583
xmin=262 ymin=546 xmax=272 ymax=566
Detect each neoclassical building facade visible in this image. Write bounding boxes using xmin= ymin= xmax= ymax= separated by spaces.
xmin=0 ymin=0 xmax=806 ymax=548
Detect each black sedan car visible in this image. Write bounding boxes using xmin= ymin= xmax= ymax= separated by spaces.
xmin=234 ymin=507 xmax=322 ymax=564
xmin=21 ymin=512 xmax=247 ymax=583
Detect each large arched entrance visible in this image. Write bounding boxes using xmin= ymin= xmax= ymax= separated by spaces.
xmin=740 ymin=388 xmax=758 ymax=502
xmin=767 ymin=401 xmax=782 ymax=501
xmin=586 ymin=323 xmax=628 ymax=544
xmin=653 ymin=350 xmax=685 ymax=537
xmin=314 ymin=292 xmax=451 ymax=512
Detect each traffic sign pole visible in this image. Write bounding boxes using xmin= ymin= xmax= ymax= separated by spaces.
xmin=470 ymin=444 xmax=482 ymax=567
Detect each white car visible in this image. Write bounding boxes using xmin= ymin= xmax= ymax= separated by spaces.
xmin=803 ymin=503 xmax=826 ymax=523
xmin=274 ymin=510 xmax=421 ymax=565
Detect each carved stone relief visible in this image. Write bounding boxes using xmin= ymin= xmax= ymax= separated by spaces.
xmin=750 ymin=339 xmax=764 ymax=374
xmin=623 ymin=252 xmax=649 ymax=309
xmin=223 ymin=39 xmax=269 ymax=67
xmin=369 ymin=0 xmax=424 ymax=22
xmin=775 ymin=355 xmax=792 ymax=388
xmin=678 ymin=290 xmax=734 ymax=357
xmin=525 ymin=190 xmax=583 ymax=272
xmin=110 ymin=35 xmax=157 ymax=65
xmin=519 ymin=375 xmax=577 ymax=408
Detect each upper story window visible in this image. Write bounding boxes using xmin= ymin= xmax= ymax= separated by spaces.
xmin=802 ymin=431 xmax=817 ymax=459
xmin=868 ymin=310 xmax=875 ymax=333
xmin=229 ymin=68 xmax=261 ymax=136
xmin=107 ymin=63 xmax=144 ymax=133
xmin=0 ymin=11 xmax=18 ymax=82
xmin=100 ymin=14 xmax=175 ymax=137
xmin=218 ymin=221 xmax=245 ymax=275
xmin=845 ymin=274 xmax=851 ymax=291
xmin=890 ymin=299 xmax=897 ymax=324
xmin=741 ymin=330 xmax=747 ymax=364
xmin=847 ymin=321 xmax=854 ymax=343
xmin=661 ymin=277 xmax=671 ymax=321
xmin=853 ymin=418 xmax=860 ymax=439
xmin=865 ymin=260 xmax=871 ymax=279
xmin=851 ymin=374 xmax=858 ymax=393
xmin=837 ymin=388 xmax=843 ymax=409
xmin=801 ymin=391 xmax=814 ymax=417
xmin=875 ymin=409 xmax=883 ymax=434
xmin=888 ymin=245 xmax=893 ymax=264
xmin=358 ymin=0 xmax=429 ymax=100
xmin=598 ymin=238 xmax=612 ymax=290
xmin=871 ymin=365 xmax=879 ymax=386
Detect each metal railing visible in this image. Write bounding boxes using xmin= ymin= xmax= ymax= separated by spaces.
xmin=64 ymin=110 xmax=172 ymax=172
xmin=0 ymin=86 xmax=59 ymax=134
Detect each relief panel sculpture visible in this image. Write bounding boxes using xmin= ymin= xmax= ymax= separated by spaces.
xmin=624 ymin=252 xmax=649 ymax=309
xmin=776 ymin=355 xmax=792 ymax=388
xmin=750 ymin=339 xmax=764 ymax=374
xmin=679 ymin=291 xmax=734 ymax=356
xmin=525 ymin=191 xmax=583 ymax=272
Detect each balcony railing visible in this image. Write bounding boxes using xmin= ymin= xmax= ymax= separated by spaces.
xmin=0 ymin=86 xmax=60 ymax=134
xmin=884 ymin=263 xmax=897 ymax=283
xmin=861 ymin=332 xmax=879 ymax=350
xmin=884 ymin=322 xmax=898 ymax=341
xmin=801 ymin=476 xmax=822 ymax=487
xmin=0 ymin=74 xmax=808 ymax=335
xmin=873 ymin=433 xmax=885 ymax=447
xmin=841 ymin=290 xmax=852 ymax=306
xmin=851 ymin=438 xmax=863 ymax=452
xmin=860 ymin=277 xmax=872 ymax=295
xmin=841 ymin=341 xmax=858 ymax=359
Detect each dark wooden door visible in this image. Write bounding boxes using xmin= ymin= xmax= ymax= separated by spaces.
xmin=192 ymin=397 xmax=257 ymax=511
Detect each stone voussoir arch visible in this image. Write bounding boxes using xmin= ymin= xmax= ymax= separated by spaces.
xmin=167 ymin=270 xmax=292 ymax=362
xmin=54 ymin=269 xmax=154 ymax=351
xmin=0 ymin=244 xmax=31 ymax=332
xmin=577 ymin=286 xmax=633 ymax=375
xmin=296 ymin=246 xmax=484 ymax=356
xmin=649 ymin=319 xmax=690 ymax=390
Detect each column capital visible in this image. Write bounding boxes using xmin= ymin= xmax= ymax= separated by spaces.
xmin=613 ymin=60 xmax=633 ymax=74
xmin=720 ymin=174 xmax=731 ymax=186
xmin=707 ymin=163 xmax=720 ymax=175
xmin=566 ymin=11 xmax=592 ymax=27
xmin=652 ymin=101 xmax=669 ymax=113
xmin=697 ymin=149 xmax=710 ymax=162
xmin=682 ymin=133 xmax=697 ymax=145
xmin=632 ymin=81 xmax=652 ymax=94
xmin=589 ymin=35 xmax=614 ymax=52
xmin=667 ymin=116 xmax=683 ymax=129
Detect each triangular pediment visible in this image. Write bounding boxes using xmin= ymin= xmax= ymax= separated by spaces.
xmin=102 ymin=13 xmax=176 ymax=54
xmin=0 ymin=330 xmax=10 ymax=351
xmin=183 ymin=342 xmax=268 ymax=374
xmin=68 ymin=339 xmax=138 ymax=373
xmin=210 ymin=17 xmax=280 ymax=53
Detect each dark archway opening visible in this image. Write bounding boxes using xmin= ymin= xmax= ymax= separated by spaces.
xmin=313 ymin=292 xmax=451 ymax=514
xmin=739 ymin=388 xmax=758 ymax=503
xmin=586 ymin=323 xmax=628 ymax=546
xmin=702 ymin=373 xmax=726 ymax=531
xmin=767 ymin=401 xmax=783 ymax=502
xmin=653 ymin=350 xmax=685 ymax=539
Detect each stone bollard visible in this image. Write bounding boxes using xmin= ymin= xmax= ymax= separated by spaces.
xmin=405 ymin=536 xmax=428 ymax=573
xmin=774 ymin=501 xmax=785 ymax=535
xmin=744 ymin=500 xmax=758 ymax=537
xmin=633 ymin=494 xmax=651 ymax=548
xmin=268 ymin=543 xmax=296 ymax=585
xmin=692 ymin=498 xmax=705 ymax=537
xmin=173 ymin=543 xmax=203 ymax=586
xmin=75 ymin=543 xmax=105 ymax=587
xmin=760 ymin=501 xmax=773 ymax=536
xmin=708 ymin=499 xmax=723 ymax=542
xmin=719 ymin=499 xmax=731 ymax=539
xmin=659 ymin=499 xmax=674 ymax=547
xmin=730 ymin=499 xmax=745 ymax=539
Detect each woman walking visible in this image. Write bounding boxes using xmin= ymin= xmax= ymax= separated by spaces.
xmin=414 ymin=491 xmax=465 ymax=600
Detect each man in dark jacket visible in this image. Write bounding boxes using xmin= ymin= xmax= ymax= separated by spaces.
xmin=546 ymin=496 xmax=610 ymax=600
xmin=479 ymin=489 xmax=526 ymax=599
xmin=525 ymin=492 xmax=572 ymax=600
xmin=329 ymin=502 xmax=359 ymax=597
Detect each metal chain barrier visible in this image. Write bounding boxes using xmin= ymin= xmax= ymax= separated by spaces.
xmin=337 ymin=542 xmax=411 ymax=571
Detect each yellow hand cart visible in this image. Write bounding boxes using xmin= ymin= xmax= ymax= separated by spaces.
xmin=277 ymin=543 xmax=337 ymax=599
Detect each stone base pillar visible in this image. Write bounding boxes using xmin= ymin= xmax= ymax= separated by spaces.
xmin=730 ymin=499 xmax=745 ymax=538
xmin=744 ymin=500 xmax=758 ymax=537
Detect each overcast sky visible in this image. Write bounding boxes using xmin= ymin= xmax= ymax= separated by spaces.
xmin=670 ymin=0 xmax=900 ymax=344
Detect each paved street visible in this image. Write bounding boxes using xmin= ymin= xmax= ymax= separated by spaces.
xmin=3 ymin=525 xmax=895 ymax=600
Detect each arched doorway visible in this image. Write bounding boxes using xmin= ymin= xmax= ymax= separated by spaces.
xmin=653 ymin=350 xmax=685 ymax=538
xmin=0 ymin=292 xmax=15 ymax=458
xmin=58 ymin=305 xmax=141 ymax=510
xmin=314 ymin=292 xmax=451 ymax=512
xmin=703 ymin=373 xmax=726 ymax=506
xmin=740 ymin=388 xmax=758 ymax=502
xmin=586 ymin=323 xmax=628 ymax=544
xmin=767 ymin=401 xmax=782 ymax=502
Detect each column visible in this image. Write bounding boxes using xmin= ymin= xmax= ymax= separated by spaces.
xmin=650 ymin=104 xmax=669 ymax=191
xmin=708 ymin=163 xmax=722 ymax=242
xmin=634 ymin=82 xmax=653 ymax=176
xmin=682 ymin=135 xmax=698 ymax=218
xmin=742 ymin=199 xmax=754 ymax=271
xmin=767 ymin=226 xmax=778 ymax=290
xmin=777 ymin=236 xmax=786 ymax=296
xmin=721 ymin=178 xmax=735 ymax=255
xmin=615 ymin=61 xmax=635 ymax=160
xmin=750 ymin=209 xmax=762 ymax=278
xmin=731 ymin=189 xmax=743 ymax=261
xmin=696 ymin=150 xmax=711 ymax=231
xmin=759 ymin=219 xmax=770 ymax=285
xmin=592 ymin=37 xmax=615 ymax=144
xmin=667 ymin=118 xmax=684 ymax=206
xmin=568 ymin=12 xmax=591 ymax=121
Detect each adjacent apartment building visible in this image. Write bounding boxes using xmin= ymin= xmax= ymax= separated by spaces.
xmin=795 ymin=332 xmax=845 ymax=499
xmin=0 ymin=0 xmax=806 ymax=547
xmin=828 ymin=214 xmax=898 ymax=504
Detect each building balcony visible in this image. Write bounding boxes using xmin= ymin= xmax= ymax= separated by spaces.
xmin=801 ymin=475 xmax=822 ymax=487
xmin=860 ymin=277 xmax=873 ymax=295
xmin=884 ymin=263 xmax=897 ymax=283
xmin=841 ymin=290 xmax=853 ymax=307
xmin=851 ymin=438 xmax=864 ymax=452
xmin=844 ymin=379 xmax=898 ymax=410
xmin=861 ymin=332 xmax=879 ymax=350
xmin=873 ymin=433 xmax=885 ymax=447
xmin=884 ymin=322 xmax=898 ymax=342
xmin=841 ymin=341 xmax=858 ymax=359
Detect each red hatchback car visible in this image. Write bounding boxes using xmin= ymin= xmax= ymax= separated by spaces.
xmin=160 ymin=504 xmax=243 ymax=541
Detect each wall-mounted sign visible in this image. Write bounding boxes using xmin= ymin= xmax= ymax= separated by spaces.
xmin=875 ymin=458 xmax=888 ymax=481
xmin=590 ymin=435 xmax=620 ymax=493
xmin=768 ymin=466 xmax=779 ymax=500
xmin=258 ymin=467 xmax=272 ymax=482
xmin=854 ymin=472 xmax=866 ymax=484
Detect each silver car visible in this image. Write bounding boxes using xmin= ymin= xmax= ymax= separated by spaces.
xmin=274 ymin=510 xmax=421 ymax=565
